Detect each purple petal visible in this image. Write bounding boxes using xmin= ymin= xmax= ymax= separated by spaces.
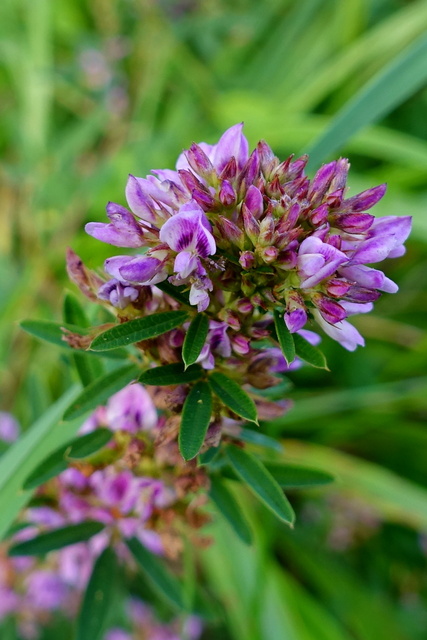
xmin=125 ymin=175 xmax=157 ymax=222
xmin=313 ymin=310 xmax=365 ymax=351
xmin=104 ymin=255 xmax=135 ymax=280
xmin=244 ymin=185 xmax=264 ymax=218
xmin=0 ymin=412 xmax=20 ymax=443
xmin=119 ymin=256 xmax=164 ymax=283
xmin=106 ymin=383 xmax=157 ymax=432
xmin=189 ymin=283 xmax=210 ymax=311
xmin=339 ymin=264 xmax=395 ymax=291
xmin=213 ymin=123 xmax=249 ymax=172
xmin=85 ymin=222 xmax=143 ymax=248
xmin=341 ymin=184 xmax=387 ymax=212
xmin=159 ymin=203 xmax=216 ymax=257
xmin=174 ymin=251 xmax=198 ymax=278
xmin=297 ymin=329 xmax=321 ymax=346
xmin=284 ymin=309 xmax=307 ymax=333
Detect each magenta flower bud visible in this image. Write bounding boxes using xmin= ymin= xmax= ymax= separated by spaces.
xmin=185 ymin=143 xmax=216 ymax=181
xmin=325 ymin=188 xmax=345 ymax=208
xmin=257 ymin=140 xmax=277 ymax=177
xmin=191 ymin=188 xmax=215 ymax=209
xmin=244 ymin=185 xmax=264 ymax=219
xmin=216 ymin=216 xmax=245 ymax=248
xmin=259 ymin=246 xmax=278 ymax=264
xmin=287 ymin=154 xmax=308 ymax=180
xmin=258 ymin=210 xmax=275 ymax=246
xmin=239 ymin=250 xmax=255 ymax=270
xmin=231 ymin=334 xmax=250 ymax=355
xmin=326 ymin=278 xmax=351 ymax=298
xmin=235 ymin=297 xmax=253 ymax=313
xmin=220 ymin=310 xmax=241 ymax=330
xmin=309 ymin=203 xmax=329 ymax=226
xmin=219 ymin=155 xmax=238 ymax=181
xmin=313 ymin=293 xmax=347 ymax=324
xmin=219 ymin=180 xmax=236 ymax=206
xmin=329 ymin=158 xmax=350 ymax=191
xmin=284 ymin=308 xmax=307 ymax=333
xmin=335 ymin=213 xmax=374 ymax=233
xmin=242 ymin=204 xmax=260 ymax=245
xmin=307 ymin=161 xmax=337 ymax=204
xmin=341 ymin=183 xmax=387 ymax=212
xmin=238 ymin=149 xmax=260 ymax=195
xmin=276 ymin=249 xmax=297 ymax=270
xmin=345 ymin=286 xmax=381 ymax=303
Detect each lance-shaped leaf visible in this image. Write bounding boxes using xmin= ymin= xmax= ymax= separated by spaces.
xmin=63 ymin=292 xmax=105 ymax=385
xmin=293 ymin=333 xmax=328 ymax=370
xmin=126 ymin=537 xmax=185 ymax=610
xmin=8 ymin=521 xmax=105 ymax=556
xmin=156 ymin=281 xmax=191 ymax=306
xmin=179 ymin=381 xmax=212 ymax=461
xmin=90 ymin=311 xmax=188 ymax=351
xmin=230 ymin=427 xmax=284 ymax=453
xmin=63 ymin=364 xmax=140 ymax=420
xmin=20 ymin=320 xmax=127 ymax=359
xmin=209 ymin=476 xmax=253 ymax=545
xmin=225 ymin=445 xmax=295 ymax=526
xmin=139 ymin=363 xmax=203 ymax=386
xmin=23 ymin=428 xmax=114 ymax=490
xmin=76 ymin=547 xmax=118 ymax=640
xmin=265 ymin=462 xmax=335 ymax=488
xmin=273 ymin=309 xmax=296 ymax=365
xmin=182 ymin=314 xmax=209 ymax=369
xmin=208 ymin=372 xmax=258 ymax=424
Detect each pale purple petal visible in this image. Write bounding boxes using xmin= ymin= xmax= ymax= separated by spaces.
xmin=297 ymin=329 xmax=321 ymax=346
xmin=339 ymin=264 xmax=398 ymax=293
xmin=106 ymin=384 xmax=157 ymax=432
xmin=125 ymin=175 xmax=157 ymax=222
xmin=159 ymin=203 xmax=216 ymax=257
xmin=0 ymin=412 xmax=20 ymax=443
xmin=189 ymin=284 xmax=210 ymax=311
xmin=213 ymin=123 xmax=249 ymax=172
xmin=313 ymin=310 xmax=365 ymax=351
xmin=85 ymin=221 xmax=143 ymax=248
xmin=284 ymin=309 xmax=307 ymax=333
xmin=174 ymin=251 xmax=198 ymax=278
xmin=119 ymin=256 xmax=163 ymax=283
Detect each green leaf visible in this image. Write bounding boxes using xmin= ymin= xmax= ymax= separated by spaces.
xmin=8 ymin=521 xmax=105 ymax=556
xmin=264 ymin=462 xmax=335 ymax=488
xmin=209 ymin=476 xmax=253 ymax=545
xmin=139 ymin=363 xmax=203 ymax=386
xmin=63 ymin=293 xmax=105 ymax=386
xmin=208 ymin=373 xmax=258 ymax=424
xmin=179 ymin=381 xmax=212 ymax=460
xmin=67 ymin=428 xmax=113 ymax=459
xmin=0 ymin=387 xmax=83 ymax=541
xmin=63 ymin=364 xmax=140 ymax=420
xmin=182 ymin=314 xmax=209 ymax=369
xmin=225 ymin=445 xmax=295 ymax=526
xmin=76 ymin=547 xmax=118 ymax=640
xmin=126 ymin=537 xmax=185 ymax=610
xmin=155 ymin=281 xmax=191 ymax=306
xmin=90 ymin=311 xmax=188 ymax=351
xmin=273 ymin=309 xmax=295 ymax=365
xmin=232 ymin=428 xmax=284 ymax=453
xmin=293 ymin=333 xmax=328 ymax=369
xmin=62 ymin=291 xmax=90 ymax=328
xmin=23 ymin=428 xmax=114 ymax=489
xmin=20 ymin=319 xmax=128 ymax=359
xmin=306 ymin=33 xmax=427 ymax=167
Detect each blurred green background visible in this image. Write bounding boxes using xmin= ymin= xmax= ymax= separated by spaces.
xmin=1 ymin=0 xmax=427 ymax=638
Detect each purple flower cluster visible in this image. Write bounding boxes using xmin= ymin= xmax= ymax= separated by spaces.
xmin=0 ymin=545 xmax=201 ymax=640
xmin=86 ymin=123 xmax=410 ymax=350
xmin=0 ymin=388 xmax=206 ymax=638
xmin=21 ymin=384 xmax=208 ymax=559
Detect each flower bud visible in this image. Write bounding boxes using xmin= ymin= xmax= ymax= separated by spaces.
xmin=312 ymin=293 xmax=347 ymax=324
xmin=239 ymin=250 xmax=255 ymax=270
xmin=185 ymin=143 xmax=216 ymax=183
xmin=219 ymin=180 xmax=236 ymax=206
